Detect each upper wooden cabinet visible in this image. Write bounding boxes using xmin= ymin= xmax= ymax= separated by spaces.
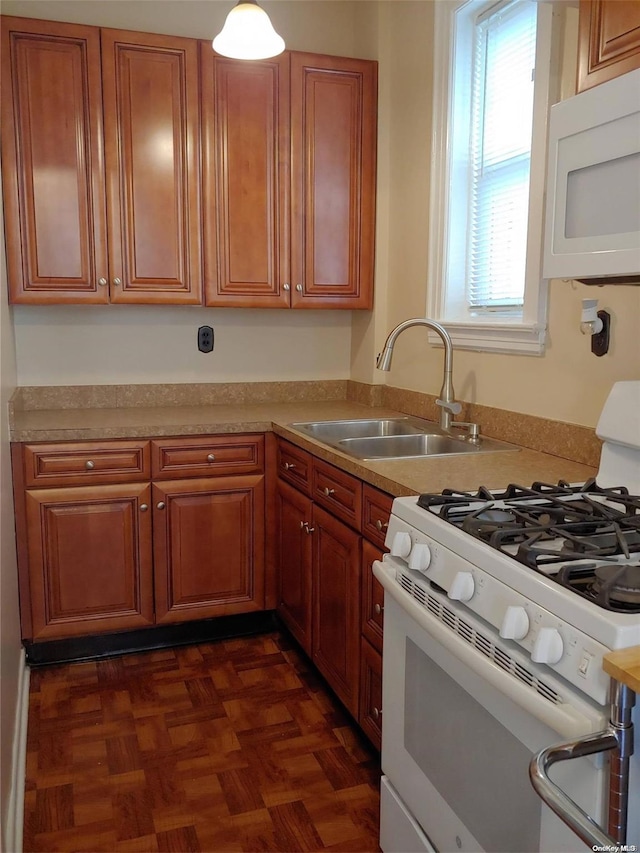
xmin=201 ymin=49 xmax=377 ymax=309
xmin=1 ymin=18 xmax=202 ymax=304
xmin=577 ymin=0 xmax=640 ymax=92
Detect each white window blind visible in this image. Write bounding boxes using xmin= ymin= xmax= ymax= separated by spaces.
xmin=468 ymin=0 xmax=537 ymax=311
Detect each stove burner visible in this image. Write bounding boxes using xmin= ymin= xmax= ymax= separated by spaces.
xmin=593 ymin=564 xmax=640 ymax=607
xmin=554 ymin=562 xmax=640 ymax=612
xmin=416 ymin=479 xmax=640 ymax=612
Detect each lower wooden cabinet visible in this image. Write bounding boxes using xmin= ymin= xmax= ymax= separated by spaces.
xmin=13 ymin=434 xmax=266 ymax=645
xmin=312 ymin=503 xmax=361 ymax=718
xmin=359 ymin=637 xmax=383 ymax=751
xmin=276 ymin=479 xmax=313 ymax=654
xmin=153 ymin=475 xmax=265 ymax=622
xmin=23 ymin=482 xmax=154 ymax=640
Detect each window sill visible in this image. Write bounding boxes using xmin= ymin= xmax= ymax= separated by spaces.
xmin=427 ymin=321 xmax=546 ymax=355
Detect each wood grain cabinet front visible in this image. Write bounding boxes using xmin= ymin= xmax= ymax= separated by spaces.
xmin=153 ymin=475 xmax=265 ymax=623
xmin=577 ymin=0 xmax=640 ymax=91
xmin=359 ymin=637 xmax=382 ymax=751
xmin=201 ymin=49 xmax=377 ymax=309
xmin=275 ymin=479 xmax=313 ymax=655
xmin=1 ymin=17 xmax=201 ymax=304
xmin=23 ymin=482 xmax=154 ymax=641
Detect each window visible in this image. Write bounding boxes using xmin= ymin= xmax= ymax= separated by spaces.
xmin=428 ymin=0 xmax=560 ymax=354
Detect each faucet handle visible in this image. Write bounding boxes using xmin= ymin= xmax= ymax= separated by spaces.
xmin=436 ymin=398 xmax=462 ymax=415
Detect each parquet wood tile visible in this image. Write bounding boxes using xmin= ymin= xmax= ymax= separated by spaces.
xmin=23 ymin=631 xmax=381 ymax=853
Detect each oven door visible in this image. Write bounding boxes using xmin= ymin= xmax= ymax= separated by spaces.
xmin=374 ymin=558 xmax=610 ymax=853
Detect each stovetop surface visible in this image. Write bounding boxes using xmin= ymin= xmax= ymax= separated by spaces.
xmin=415 ymin=479 xmax=640 ymax=615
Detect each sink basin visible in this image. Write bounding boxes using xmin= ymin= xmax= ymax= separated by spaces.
xmin=289 ymin=418 xmax=519 ymax=460
xmin=291 ymin=417 xmax=427 ymax=441
xmin=336 ymin=433 xmax=517 ymax=460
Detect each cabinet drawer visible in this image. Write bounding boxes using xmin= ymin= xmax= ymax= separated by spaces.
xmin=22 ymin=441 xmax=150 ymax=487
xmin=362 ymin=484 xmax=393 ymax=548
xmin=152 ymin=435 xmax=264 ymax=478
xmin=276 ymin=439 xmax=312 ymax=495
xmin=312 ymin=457 xmax=362 ymax=530
xmin=362 ymin=540 xmax=384 ymax=653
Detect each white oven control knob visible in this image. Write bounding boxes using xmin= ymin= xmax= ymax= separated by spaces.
xmin=390 ymin=531 xmax=412 ymax=559
xmin=408 ymin=543 xmax=432 ymax=573
xmin=499 ymin=606 xmax=530 ymax=641
xmin=532 ymin=627 xmax=564 ymax=665
xmin=448 ymin=571 xmax=474 ymax=601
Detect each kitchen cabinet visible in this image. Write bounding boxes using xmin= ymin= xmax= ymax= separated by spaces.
xmin=1 ymin=17 xmax=201 ymax=304
xmin=12 ymin=440 xmax=154 ymax=641
xmin=12 ymin=434 xmax=265 ymax=645
xmin=577 ymin=0 xmax=640 ymax=92
xmin=275 ymin=438 xmax=392 ymax=728
xmin=201 ymin=50 xmax=377 ymax=309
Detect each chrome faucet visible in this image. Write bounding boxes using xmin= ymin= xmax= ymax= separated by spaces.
xmin=376 ymin=317 xmax=476 ymax=435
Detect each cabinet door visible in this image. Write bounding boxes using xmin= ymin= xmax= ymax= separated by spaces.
xmin=153 ymin=476 xmax=265 ymax=622
xmin=361 ymin=539 xmax=384 ymax=654
xmin=290 ymin=52 xmax=377 ymax=309
xmin=275 ymin=479 xmax=313 ymax=654
xmin=101 ymin=29 xmax=201 ymax=303
xmin=312 ymin=503 xmax=361 ymax=717
xmin=24 ymin=483 xmax=153 ymax=640
xmin=359 ymin=637 xmax=382 ymax=751
xmin=1 ymin=17 xmax=109 ymax=304
xmin=202 ymin=51 xmax=290 ymax=307
xmin=578 ymin=0 xmax=640 ymax=92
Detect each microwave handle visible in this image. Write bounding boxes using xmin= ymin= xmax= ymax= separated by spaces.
xmin=530 ymin=682 xmax=635 ymax=848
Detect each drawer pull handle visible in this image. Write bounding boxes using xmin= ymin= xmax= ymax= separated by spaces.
xmin=375 ymin=519 xmax=389 ymax=531
xmin=374 ymin=603 xmax=383 ymax=615
xmin=373 ymin=707 xmax=381 ymax=720
xmin=207 ymin=454 xmax=216 ymax=463
xmin=85 ymin=460 xmax=95 ymax=470
xmin=140 ymin=504 xmax=149 ymax=512
xmin=323 ymin=487 xmax=335 ymax=496
xmin=284 ymin=462 xmax=296 ymax=470
xmin=157 ymin=502 xmax=166 ymax=510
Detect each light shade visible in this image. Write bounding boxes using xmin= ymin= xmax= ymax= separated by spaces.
xmin=213 ymin=0 xmax=285 ymax=61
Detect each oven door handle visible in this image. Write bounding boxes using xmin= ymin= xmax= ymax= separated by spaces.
xmin=529 ymin=729 xmax=619 ymax=848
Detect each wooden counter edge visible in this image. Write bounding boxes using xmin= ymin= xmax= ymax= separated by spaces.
xmin=603 ymin=647 xmax=640 ymax=694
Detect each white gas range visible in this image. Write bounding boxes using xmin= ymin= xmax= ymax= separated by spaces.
xmin=374 ymin=381 xmax=640 ymax=853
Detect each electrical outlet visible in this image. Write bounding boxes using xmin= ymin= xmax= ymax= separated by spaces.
xmin=197 ymin=326 xmax=214 ymax=353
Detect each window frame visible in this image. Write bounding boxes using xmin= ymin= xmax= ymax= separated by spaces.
xmin=426 ymin=0 xmax=561 ymax=355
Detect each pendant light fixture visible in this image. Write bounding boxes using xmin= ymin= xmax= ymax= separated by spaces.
xmin=213 ymin=0 xmax=285 ymax=61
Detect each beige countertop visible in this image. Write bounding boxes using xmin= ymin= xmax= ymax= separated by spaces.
xmin=10 ymin=398 xmax=597 ymax=497
xmin=603 ymin=647 xmax=640 ymax=694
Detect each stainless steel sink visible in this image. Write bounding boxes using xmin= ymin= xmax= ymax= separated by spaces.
xmin=291 ymin=417 xmax=427 ymax=441
xmin=289 ymin=418 xmax=519 ymax=460
xmin=336 ymin=433 xmax=517 ymax=460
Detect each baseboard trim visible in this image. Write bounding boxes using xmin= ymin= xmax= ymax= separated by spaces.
xmin=5 ymin=650 xmax=29 ymax=853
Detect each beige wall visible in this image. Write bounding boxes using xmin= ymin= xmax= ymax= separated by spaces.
xmin=351 ymin=1 xmax=640 ymax=428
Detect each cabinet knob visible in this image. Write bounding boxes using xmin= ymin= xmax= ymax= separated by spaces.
xmin=98 ymin=277 xmax=108 ymax=286
xmin=207 ymin=454 xmax=216 ymax=462
xmin=301 ymin=521 xmax=314 ymax=534
xmin=295 ymin=284 xmax=303 ymax=292
xmin=375 ymin=519 xmax=388 ymax=531
xmin=284 ymin=462 xmax=296 ymax=470
xmin=323 ymin=487 xmax=335 ymax=496
xmin=157 ymin=501 xmax=166 ymax=510
xmin=374 ymin=603 xmax=383 ymax=615
xmin=85 ymin=460 xmax=95 ymax=470
xmin=113 ymin=277 xmax=122 ymax=286
xmin=140 ymin=504 xmax=148 ymax=512
xmin=283 ymin=283 xmax=290 ymax=291
xmin=373 ymin=707 xmax=381 ymax=720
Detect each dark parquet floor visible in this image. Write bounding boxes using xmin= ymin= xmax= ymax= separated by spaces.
xmin=23 ymin=631 xmax=381 ymax=853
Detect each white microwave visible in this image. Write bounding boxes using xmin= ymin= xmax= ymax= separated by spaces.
xmin=543 ymin=68 xmax=640 ymax=284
